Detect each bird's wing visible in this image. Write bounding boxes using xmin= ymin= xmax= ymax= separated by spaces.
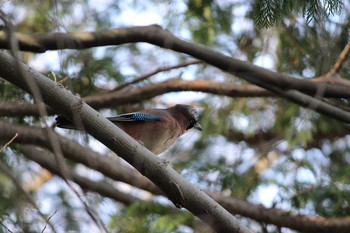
xmin=107 ymin=112 xmax=161 ymax=122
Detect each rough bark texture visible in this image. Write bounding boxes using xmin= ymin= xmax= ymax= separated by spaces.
xmin=0 ymin=51 xmax=252 ymax=233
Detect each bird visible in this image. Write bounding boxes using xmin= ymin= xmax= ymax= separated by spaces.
xmin=55 ymin=104 xmax=202 ymax=155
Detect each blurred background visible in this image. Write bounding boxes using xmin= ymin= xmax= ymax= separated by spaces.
xmin=0 ymin=0 xmax=349 ymax=232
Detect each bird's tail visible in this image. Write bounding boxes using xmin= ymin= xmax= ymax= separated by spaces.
xmin=55 ymin=116 xmax=81 ymax=130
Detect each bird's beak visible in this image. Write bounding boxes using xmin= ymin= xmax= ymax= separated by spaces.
xmin=193 ymin=122 xmax=203 ymax=131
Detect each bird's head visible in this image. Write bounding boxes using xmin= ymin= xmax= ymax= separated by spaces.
xmin=174 ymin=104 xmax=203 ymax=131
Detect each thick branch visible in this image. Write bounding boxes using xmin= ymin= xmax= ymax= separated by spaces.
xmin=1 ymin=120 xmax=350 ymax=232
xmin=209 ymin=192 xmax=350 ymax=233
xmin=224 ymin=127 xmax=349 ymax=150
xmin=2 ymin=77 xmax=349 ymax=118
xmin=0 ymin=51 xmax=252 ymax=233
xmin=0 ymin=120 xmax=160 ymax=195
xmin=0 ymin=26 xmax=349 ymax=99
xmin=0 ymin=78 xmax=271 ymax=117
xmin=29 ymin=143 xmax=350 ymax=233
xmin=1 ymin=26 xmax=350 ymax=123
xmin=21 ymin=145 xmax=139 ymax=206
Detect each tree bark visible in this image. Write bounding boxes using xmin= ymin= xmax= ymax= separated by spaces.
xmin=0 ymin=51 xmax=252 ymax=233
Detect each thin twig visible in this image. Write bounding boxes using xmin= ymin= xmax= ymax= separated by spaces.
xmin=329 ymin=40 xmax=350 ymax=76
xmin=0 ymin=133 xmax=18 ymax=153
xmin=41 ymin=209 xmax=57 ymax=233
xmin=22 ymin=145 xmax=140 ymax=206
xmin=0 ymin=161 xmax=58 ymax=233
xmin=0 ymin=221 xmax=13 ymax=233
xmin=2 ymin=121 xmax=350 ymax=232
xmin=110 ymin=60 xmax=202 ymax=92
xmin=313 ymin=40 xmax=350 ymax=84
xmin=64 ymin=180 xmax=110 ymax=233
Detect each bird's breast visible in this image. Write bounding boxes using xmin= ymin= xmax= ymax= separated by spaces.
xmin=116 ymin=118 xmax=182 ymax=155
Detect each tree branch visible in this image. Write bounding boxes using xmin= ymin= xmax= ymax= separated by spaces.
xmin=0 ymin=26 xmax=349 ymax=122
xmin=21 ymin=145 xmax=140 ymax=206
xmin=329 ymin=40 xmax=350 ymax=76
xmin=223 ymin=126 xmax=349 ymax=150
xmin=1 ymin=120 xmax=350 ymax=232
xmin=0 ymin=26 xmax=348 ymax=97
xmin=0 ymin=78 xmax=271 ymax=117
xmin=0 ymin=120 xmax=161 ymax=195
xmin=209 ymin=192 xmax=350 ymax=233
xmin=2 ymin=77 xmax=350 ymax=118
xmin=110 ymin=60 xmax=202 ymax=92
xmin=0 ymin=51 xmax=252 ymax=233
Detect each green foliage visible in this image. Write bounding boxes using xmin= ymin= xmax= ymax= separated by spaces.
xmin=253 ymin=0 xmax=343 ymax=28
xmin=0 ymin=173 xmax=18 ymax=216
xmin=151 ymin=212 xmax=193 ymax=233
xmin=0 ymin=79 xmax=28 ymax=102
xmin=109 ymin=201 xmax=193 ymax=233
xmin=0 ymin=153 xmax=41 ymax=233
xmin=303 ymin=0 xmax=343 ymax=23
xmin=56 ymin=49 xmax=126 ymax=96
xmin=186 ymin=0 xmax=233 ymax=44
xmin=253 ymin=0 xmax=286 ymax=28
xmin=292 ymin=183 xmax=350 ymax=217
xmin=194 ymin=158 xmax=259 ymax=198
xmin=276 ymin=17 xmax=347 ymax=76
xmin=329 ymin=150 xmax=350 ymax=183
xmin=2 ymin=0 xmax=350 ymax=232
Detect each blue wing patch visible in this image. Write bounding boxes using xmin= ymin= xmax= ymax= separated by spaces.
xmin=131 ymin=112 xmax=161 ymax=121
xmin=108 ymin=112 xmax=161 ymax=122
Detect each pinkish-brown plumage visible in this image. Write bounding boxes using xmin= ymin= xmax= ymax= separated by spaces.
xmin=56 ymin=104 xmax=202 ymax=155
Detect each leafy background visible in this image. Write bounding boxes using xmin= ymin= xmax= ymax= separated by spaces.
xmin=0 ymin=0 xmax=349 ymax=232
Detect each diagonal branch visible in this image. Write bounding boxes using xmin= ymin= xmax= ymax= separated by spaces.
xmin=1 ymin=120 xmax=350 ymax=232
xmin=0 ymin=11 xmax=110 ymax=233
xmin=0 ymin=26 xmax=347 ymax=98
xmin=21 ymin=145 xmax=140 ymax=206
xmin=0 ymin=78 xmax=271 ymax=117
xmin=329 ymin=40 xmax=350 ymax=76
xmin=2 ymin=77 xmax=350 ymax=118
xmin=313 ymin=40 xmax=350 ymax=86
xmin=0 ymin=120 xmax=161 ymax=195
xmin=0 ymin=26 xmax=349 ymax=122
xmin=110 ymin=60 xmax=202 ymax=92
xmin=0 ymin=50 xmax=252 ymax=233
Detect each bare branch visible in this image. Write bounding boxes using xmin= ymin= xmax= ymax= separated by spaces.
xmin=0 ymin=78 xmax=271 ymax=117
xmin=2 ymin=77 xmax=350 ymax=118
xmin=223 ymin=126 xmax=349 ymax=150
xmin=313 ymin=40 xmax=350 ymax=86
xmin=0 ymin=221 xmax=13 ymax=233
xmin=0 ymin=25 xmax=349 ymax=123
xmin=41 ymin=209 xmax=57 ymax=233
xmin=329 ymin=40 xmax=350 ymax=75
xmin=0 ymin=26 xmax=348 ymax=98
xmin=0 ymin=50 xmax=252 ymax=233
xmin=0 ymin=132 xmax=17 ymax=153
xmin=21 ymin=145 xmax=140 ymax=206
xmin=0 ymin=11 xmax=110 ymax=233
xmin=0 ymin=120 xmax=161 ymax=195
xmin=110 ymin=60 xmax=202 ymax=92
xmin=1 ymin=120 xmax=350 ymax=232
xmin=208 ymin=191 xmax=350 ymax=233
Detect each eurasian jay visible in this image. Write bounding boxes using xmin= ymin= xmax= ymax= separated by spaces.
xmin=55 ymin=104 xmax=202 ymax=155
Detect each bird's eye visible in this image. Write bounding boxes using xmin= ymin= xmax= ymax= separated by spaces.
xmin=186 ymin=120 xmax=195 ymax=130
